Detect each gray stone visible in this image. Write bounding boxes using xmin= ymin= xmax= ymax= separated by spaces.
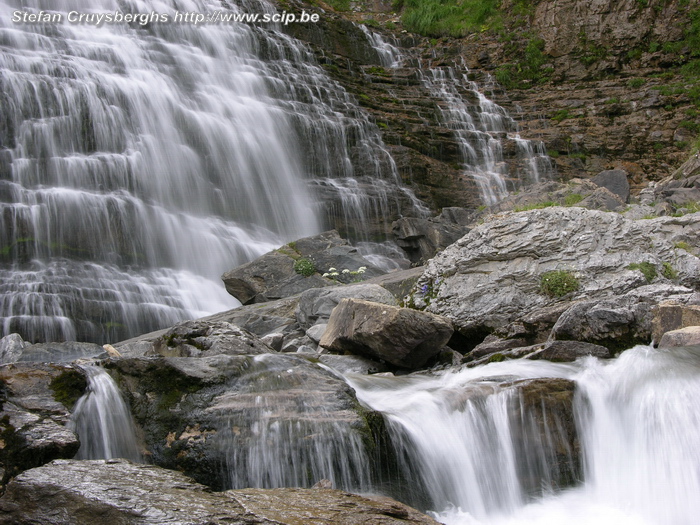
xmin=306 ymin=323 xmax=328 ymax=343
xmin=0 ymin=333 xmax=29 ymax=364
xmin=17 ymin=342 xmax=106 ymax=363
xmin=577 ymin=186 xmax=626 ymax=211
xmin=260 ymin=332 xmax=285 ymax=352
xmin=319 ymin=299 xmax=453 ymax=369
xmin=296 ymin=283 xmax=398 ymax=330
xmin=317 ymin=354 xmax=389 ymax=375
xmin=528 ymin=340 xmax=611 ymax=362
xmin=593 ymin=169 xmax=630 ymax=203
xmin=220 ymin=231 xmax=385 ymax=305
xmin=418 ymin=207 xmax=700 ymax=349
xmin=0 ymin=459 xmax=441 ymax=525
xmin=0 ymin=363 xmax=84 ymax=484
xmin=658 ymin=326 xmax=700 ymax=348
xmin=153 ymin=320 xmax=275 ymax=357
xmin=651 ymin=303 xmax=700 ymax=344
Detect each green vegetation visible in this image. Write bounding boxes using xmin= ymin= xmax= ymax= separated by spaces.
xmin=671 ymin=201 xmax=700 ymax=216
xmin=564 ymin=193 xmax=584 ymax=206
xmin=551 ymin=109 xmax=571 ymax=122
xmin=293 ymin=258 xmax=316 ymax=277
xmin=400 ymin=0 xmax=500 ymax=37
xmin=661 ymin=262 xmax=678 ymax=280
xmin=326 ymin=0 xmax=350 ymax=11
xmin=628 ymin=261 xmax=657 ymax=283
xmin=675 ymin=241 xmax=694 ymax=253
xmin=627 ymin=78 xmax=646 ymax=88
xmin=540 ymin=270 xmax=580 ymax=298
xmin=514 ymin=200 xmax=557 ymax=212
xmin=495 ymin=37 xmax=552 ymax=89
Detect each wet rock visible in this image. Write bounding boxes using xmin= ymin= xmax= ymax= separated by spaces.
xmin=15 ymin=342 xmax=106 ymax=363
xmin=296 ymin=283 xmax=397 ymax=330
xmin=0 ymin=459 xmax=441 ymax=525
xmin=392 ymin=208 xmax=474 ymax=264
xmin=0 ymin=363 xmax=85 ymax=484
xmin=504 ymin=378 xmax=580 ymax=492
xmin=470 ymin=336 xmax=530 ymax=359
xmin=527 ymin=340 xmax=611 ymax=362
xmin=317 ymin=354 xmax=390 ymax=375
xmin=658 ymin=326 xmax=700 ymax=348
xmin=319 ymin=299 xmax=453 ymax=369
xmin=106 ymin=353 xmax=385 ymax=490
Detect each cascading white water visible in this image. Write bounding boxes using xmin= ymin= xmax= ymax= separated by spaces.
xmin=0 ymin=0 xmax=425 ymax=343
xmin=348 ymin=345 xmax=700 ymax=525
xmin=357 ymin=27 xmax=552 ymax=206
xmin=419 ymin=66 xmax=552 ymax=205
xmin=69 ymin=365 xmax=142 ymax=462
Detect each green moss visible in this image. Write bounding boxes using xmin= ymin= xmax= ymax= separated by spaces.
xmin=49 ymin=370 xmax=88 ymax=409
xmin=628 ymin=262 xmax=657 ymax=283
xmin=551 ymin=109 xmax=571 ymax=122
xmin=487 ymin=353 xmax=506 ymax=363
xmin=540 ymin=270 xmax=580 ymax=298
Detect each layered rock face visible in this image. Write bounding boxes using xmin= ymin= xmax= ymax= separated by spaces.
xmin=415 ymin=207 xmax=700 ymax=350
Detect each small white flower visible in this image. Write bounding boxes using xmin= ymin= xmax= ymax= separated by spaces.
xmin=342 ymin=269 xmax=350 ymax=274
xmin=328 ymin=267 xmax=336 ymax=272
xmin=322 ymin=273 xmax=330 ymax=277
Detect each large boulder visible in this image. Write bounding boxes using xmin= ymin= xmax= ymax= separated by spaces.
xmin=296 ymin=283 xmax=398 ymax=330
xmin=221 ymin=230 xmax=384 ymax=304
xmin=416 ymin=207 xmax=700 ymax=350
xmin=549 ymin=285 xmax=698 ymax=352
xmin=0 ymin=334 xmax=29 ymax=364
xmin=651 ymin=303 xmax=700 ymax=344
xmin=0 ymin=459 xmax=441 ymax=525
xmin=319 ymin=299 xmax=453 ymax=369
xmin=0 ymin=363 xmax=85 ymax=484
xmin=658 ymin=326 xmax=700 ymax=349
xmin=106 ymin=352 xmax=386 ymax=491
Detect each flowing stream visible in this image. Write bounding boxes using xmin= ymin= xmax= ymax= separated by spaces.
xmin=69 ymin=365 xmax=142 ymax=462
xmin=347 ymin=345 xmax=700 ymax=525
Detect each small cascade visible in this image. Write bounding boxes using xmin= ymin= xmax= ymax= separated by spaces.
xmin=213 ymin=354 xmax=372 ymax=491
xmin=348 ymin=360 xmax=576 ymax=518
xmin=358 ymin=28 xmax=553 ymax=207
xmin=69 ymin=365 xmax=142 ymax=462
xmin=358 ymin=24 xmax=403 ymax=68
xmin=419 ymin=66 xmax=553 ymax=205
xmin=347 ymin=345 xmax=700 ymax=525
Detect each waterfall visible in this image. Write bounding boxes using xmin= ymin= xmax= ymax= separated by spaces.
xmin=419 ymin=66 xmax=553 ymax=205
xmin=69 ymin=365 xmax=142 ymax=462
xmin=213 ymin=354 xmax=372 ymax=491
xmin=0 ymin=0 xmax=423 ymax=344
xmin=347 ymin=345 xmax=700 ymax=525
xmin=358 ymin=28 xmax=552 ymax=206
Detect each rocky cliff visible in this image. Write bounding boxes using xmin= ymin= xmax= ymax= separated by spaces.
xmin=282 ymin=0 xmax=700 ymax=204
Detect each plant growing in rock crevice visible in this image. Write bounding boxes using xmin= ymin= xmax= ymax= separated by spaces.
xmin=627 ymin=261 xmax=657 ymax=283
xmin=293 ymin=258 xmax=316 ymax=277
xmin=539 ymin=270 xmax=580 ymax=298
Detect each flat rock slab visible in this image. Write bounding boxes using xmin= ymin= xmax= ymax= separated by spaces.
xmin=320 ymin=299 xmax=453 ymax=369
xmin=658 ymin=326 xmax=700 ymax=348
xmin=0 ymin=459 xmax=441 ymax=525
